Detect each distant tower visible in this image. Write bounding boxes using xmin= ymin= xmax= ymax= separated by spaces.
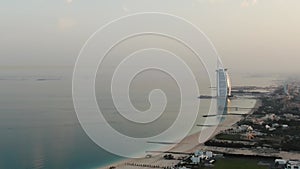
xmin=226 ymin=71 xmax=232 ymax=97
xmin=216 ymin=68 xmax=229 ymax=119
xmin=217 ymin=68 xmax=227 ymax=98
xmin=284 ymin=83 xmax=289 ymax=96
xmin=217 ymin=68 xmax=232 ymax=98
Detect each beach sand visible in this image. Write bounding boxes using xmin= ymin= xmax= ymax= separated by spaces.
xmin=99 ymin=114 xmax=245 ymax=169
xmin=99 ymin=99 xmax=299 ymax=169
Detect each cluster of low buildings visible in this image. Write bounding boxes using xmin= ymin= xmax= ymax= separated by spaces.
xmin=274 ymin=159 xmax=300 ymax=169
xmin=248 ymin=113 xmax=291 ymax=130
xmin=172 ymin=150 xmax=218 ymax=169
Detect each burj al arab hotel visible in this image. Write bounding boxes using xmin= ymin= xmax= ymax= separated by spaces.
xmin=217 ymin=68 xmax=232 ymax=99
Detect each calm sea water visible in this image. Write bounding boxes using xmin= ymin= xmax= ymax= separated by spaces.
xmin=0 ymin=69 xmax=277 ymax=169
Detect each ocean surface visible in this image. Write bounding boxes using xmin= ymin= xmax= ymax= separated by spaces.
xmin=0 ymin=68 xmax=279 ymax=169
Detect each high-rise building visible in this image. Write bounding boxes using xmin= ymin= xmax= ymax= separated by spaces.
xmin=217 ymin=68 xmax=232 ymax=98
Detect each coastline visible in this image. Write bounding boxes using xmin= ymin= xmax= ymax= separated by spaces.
xmin=98 ymin=98 xmax=261 ymax=169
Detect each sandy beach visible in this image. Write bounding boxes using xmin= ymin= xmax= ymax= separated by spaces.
xmin=99 ymin=99 xmax=265 ymax=169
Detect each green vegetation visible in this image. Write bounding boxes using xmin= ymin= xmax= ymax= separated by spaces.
xmin=205 ymin=158 xmax=269 ymax=169
xmin=215 ymin=133 xmax=242 ymax=141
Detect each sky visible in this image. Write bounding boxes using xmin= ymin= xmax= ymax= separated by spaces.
xmin=1 ymin=0 xmax=300 ymax=75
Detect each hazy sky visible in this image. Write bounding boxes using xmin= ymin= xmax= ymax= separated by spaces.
xmin=1 ymin=0 xmax=300 ymax=75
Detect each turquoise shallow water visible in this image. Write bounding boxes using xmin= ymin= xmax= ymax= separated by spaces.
xmin=0 ymin=81 xmax=122 ymax=169
xmin=0 ymin=70 xmax=275 ymax=169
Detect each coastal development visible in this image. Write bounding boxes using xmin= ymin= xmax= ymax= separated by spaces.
xmin=3 ymin=1 xmax=300 ymax=168
xmin=203 ymin=83 xmax=300 ymax=168
xmin=207 ymin=83 xmax=300 ymax=154
xmin=103 ymin=82 xmax=300 ymax=169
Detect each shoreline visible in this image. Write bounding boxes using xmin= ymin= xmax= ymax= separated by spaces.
xmin=98 ymin=98 xmax=261 ymax=169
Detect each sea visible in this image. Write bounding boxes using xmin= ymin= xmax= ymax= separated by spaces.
xmin=0 ymin=67 xmax=280 ymax=169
